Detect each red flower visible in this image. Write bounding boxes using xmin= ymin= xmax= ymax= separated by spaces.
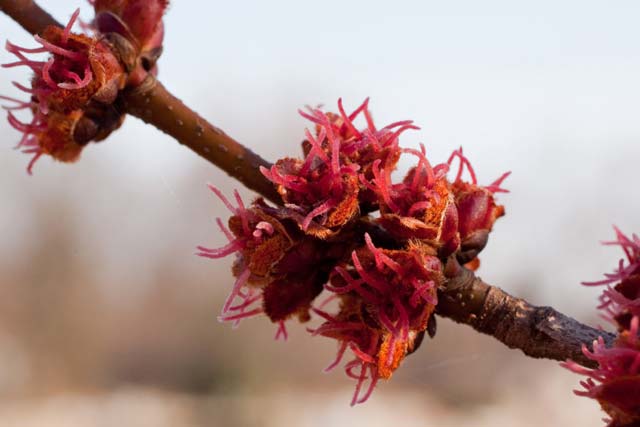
xmin=562 ymin=317 xmax=640 ymax=427
xmin=564 ymin=228 xmax=640 ymax=426
xmin=447 ymin=147 xmax=510 ymax=266
xmin=312 ymin=233 xmax=443 ymax=404
xmin=312 ymin=98 xmax=417 ymax=207
xmin=370 ymin=144 xmax=461 ymax=257
xmin=261 ymin=99 xmax=423 ymax=237
xmin=584 ymin=228 xmax=640 ymax=331
xmin=2 ymin=8 xmax=125 ymax=173
xmin=4 ymin=10 xmax=125 ymax=109
xmin=202 ymin=99 xmax=509 ymax=405
xmin=198 ymin=186 xmax=347 ymax=339
xmin=197 ymin=186 xmax=295 ymax=337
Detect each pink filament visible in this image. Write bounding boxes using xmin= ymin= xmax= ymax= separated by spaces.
xmin=300 ymin=127 xmax=329 ymax=175
xmin=195 ymin=240 xmax=242 ymax=259
xmin=58 ymin=65 xmax=93 ymax=89
xmin=337 ymin=98 xmax=361 ymax=138
xmin=404 ymin=143 xmax=435 ymax=190
xmin=208 ymin=184 xmax=237 ymax=214
xmin=41 ymin=58 xmax=57 ymax=88
xmin=0 ymin=94 xmax=33 ymax=110
xmin=25 ymin=150 xmax=43 ymax=175
xmin=485 ymin=171 xmax=511 ymax=193
xmin=410 ymin=279 xmax=437 ymax=307
xmin=221 ymin=268 xmax=252 ymax=314
xmin=324 ymin=341 xmax=348 ymax=372
xmin=275 ymin=321 xmax=288 ymax=341
xmin=218 ymin=307 xmax=263 ymax=322
xmin=34 ymin=35 xmax=84 ymax=60
xmin=370 ymin=159 xmax=399 ymax=212
xmin=13 ymin=81 xmax=36 ymax=94
xmin=351 ymin=250 xmax=389 ymax=293
xmin=7 ymin=112 xmax=45 ymax=133
xmin=301 ymin=199 xmax=335 ymax=231
xmin=364 ymin=233 xmax=403 ymax=275
xmin=363 ymin=104 xmax=376 ymax=133
xmin=380 ymin=123 xmax=420 ymax=148
xmin=62 ymin=8 xmax=81 ymax=44
xmin=216 ymin=218 xmax=235 ymax=242
xmin=349 ymin=98 xmax=370 ymax=122
xmin=447 ymin=147 xmax=477 ymax=184
xmin=328 ymin=267 xmax=380 ymax=304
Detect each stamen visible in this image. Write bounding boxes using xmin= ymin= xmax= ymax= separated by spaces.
xmin=275 ymin=321 xmax=288 ymax=341
xmin=337 ymin=98 xmax=361 ymax=138
xmin=216 ymin=218 xmax=235 ymax=242
xmin=25 ymin=150 xmax=43 ymax=175
xmin=34 ymin=35 xmax=84 ymax=60
xmin=58 ymin=65 xmax=93 ymax=90
xmin=195 ymin=240 xmax=242 ymax=259
xmin=302 ymin=199 xmax=335 ymax=231
xmin=351 ymin=250 xmax=389 ymax=292
xmin=348 ymin=97 xmax=370 ymax=121
xmin=218 ymin=307 xmax=263 ymax=322
xmin=208 ymin=184 xmax=237 ymax=214
xmin=355 ymin=365 xmax=378 ymax=404
xmin=41 ymin=58 xmax=57 ymax=88
xmin=323 ymin=341 xmax=348 ymax=372
xmin=62 ymin=8 xmax=81 ymax=44
xmin=13 ymin=81 xmax=35 ymax=94
xmin=221 ymin=268 xmax=251 ymax=313
xmin=485 ymin=171 xmax=511 ymax=193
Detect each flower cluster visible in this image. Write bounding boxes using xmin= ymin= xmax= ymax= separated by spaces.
xmin=2 ymin=2 xmax=167 ymax=173
xmin=197 ymin=187 xmax=347 ymax=338
xmin=201 ymin=99 xmax=509 ymax=404
xmin=563 ymin=228 xmax=640 ymax=426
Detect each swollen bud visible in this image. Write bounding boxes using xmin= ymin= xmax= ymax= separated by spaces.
xmin=93 ymin=0 xmax=168 ymax=72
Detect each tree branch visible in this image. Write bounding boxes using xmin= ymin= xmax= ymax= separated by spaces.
xmin=438 ymin=262 xmax=615 ymax=368
xmin=121 ymin=77 xmax=280 ymax=203
xmin=0 ymin=0 xmax=60 ymax=35
xmin=2 ymin=0 xmax=616 ymax=370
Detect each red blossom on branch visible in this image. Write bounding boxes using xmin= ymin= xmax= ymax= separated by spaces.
xmin=315 ymin=234 xmax=442 ymax=404
xmin=4 ymin=3 xmax=627 ymax=422
xmin=564 ymin=228 xmax=640 ymax=426
xmin=2 ymin=9 xmax=126 ymax=172
xmin=563 ymin=317 xmax=640 ymax=427
xmin=201 ymin=99 xmax=509 ymax=404
xmin=198 ymin=185 xmax=349 ymax=339
xmin=2 ymin=3 xmax=168 ymax=173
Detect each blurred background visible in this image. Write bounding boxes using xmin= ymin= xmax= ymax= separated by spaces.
xmin=1 ymin=1 xmax=639 ymax=426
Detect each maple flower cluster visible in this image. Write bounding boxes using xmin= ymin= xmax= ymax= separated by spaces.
xmin=563 ymin=228 xmax=640 ymax=427
xmin=200 ymin=99 xmax=509 ymax=405
xmin=1 ymin=1 xmax=167 ymax=173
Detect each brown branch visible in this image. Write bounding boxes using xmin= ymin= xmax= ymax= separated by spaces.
xmin=121 ymin=77 xmax=280 ymax=203
xmin=438 ymin=261 xmax=615 ymax=368
xmin=0 ymin=0 xmax=60 ymax=35
xmin=2 ymin=0 xmax=616 ymax=369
